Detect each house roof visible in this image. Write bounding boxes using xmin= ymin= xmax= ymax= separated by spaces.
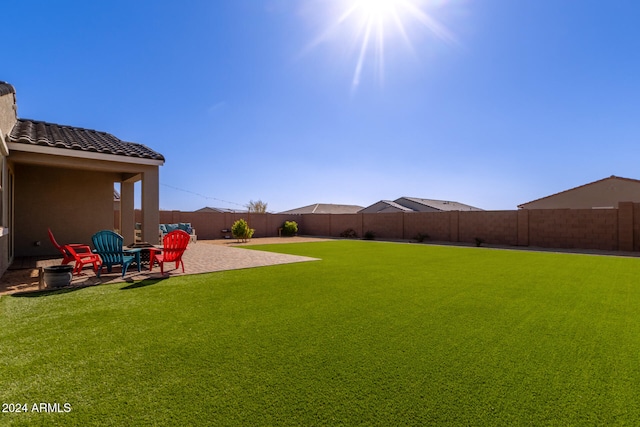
xmin=360 ymin=197 xmax=483 ymax=213
xmin=399 ymin=197 xmax=483 ymax=212
xmin=0 ymin=81 xmax=15 ymax=97
xmin=517 ymin=175 xmax=640 ymax=208
xmin=196 ymin=206 xmax=247 ymax=213
xmin=358 ymin=200 xmax=414 ymax=213
xmin=9 ymin=119 xmax=165 ymax=162
xmin=280 ymin=203 xmax=364 ymax=214
xmin=381 ymin=200 xmax=415 ymax=212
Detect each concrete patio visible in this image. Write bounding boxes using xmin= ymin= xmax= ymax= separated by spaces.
xmin=0 ymin=237 xmax=327 ymax=296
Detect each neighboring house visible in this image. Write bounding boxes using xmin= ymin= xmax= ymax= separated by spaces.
xmin=518 ymin=176 xmax=640 ymax=209
xmin=0 ymin=81 xmax=164 ymax=278
xmin=196 ymin=206 xmax=247 ymax=214
xmin=359 ymin=197 xmax=483 ymax=213
xmin=358 ymin=200 xmax=414 ymax=214
xmin=279 ymin=203 xmax=364 ymax=215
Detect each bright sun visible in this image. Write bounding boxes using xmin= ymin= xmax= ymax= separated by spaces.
xmin=352 ymin=0 xmax=399 ymax=18
xmin=305 ymin=0 xmax=456 ymax=91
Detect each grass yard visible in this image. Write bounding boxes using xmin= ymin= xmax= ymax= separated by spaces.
xmin=1 ymin=240 xmax=640 ymax=425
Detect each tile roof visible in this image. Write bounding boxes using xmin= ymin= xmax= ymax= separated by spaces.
xmin=0 ymin=81 xmax=15 ymax=97
xmin=10 ymin=119 xmax=164 ymax=161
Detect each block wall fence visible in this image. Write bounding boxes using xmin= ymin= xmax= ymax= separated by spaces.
xmin=135 ymin=202 xmax=640 ymax=252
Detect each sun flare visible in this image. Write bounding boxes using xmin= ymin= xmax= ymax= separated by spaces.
xmin=352 ymin=0 xmax=399 ymax=19
xmin=305 ymin=0 xmax=456 ymax=91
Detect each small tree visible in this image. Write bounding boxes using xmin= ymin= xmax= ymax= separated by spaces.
xmin=231 ymin=218 xmax=255 ymax=243
xmin=247 ymin=199 xmax=268 ymax=213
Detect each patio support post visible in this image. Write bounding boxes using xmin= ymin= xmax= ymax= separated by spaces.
xmin=120 ymin=180 xmax=135 ymax=244
xmin=141 ymin=167 xmax=160 ymax=244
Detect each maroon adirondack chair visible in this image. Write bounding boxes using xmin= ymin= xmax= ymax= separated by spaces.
xmin=149 ymin=230 xmax=190 ymax=274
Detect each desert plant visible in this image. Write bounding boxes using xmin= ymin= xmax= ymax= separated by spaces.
xmin=340 ymin=228 xmax=358 ymax=239
xmin=363 ymin=230 xmax=376 ymax=240
xmin=247 ymin=199 xmax=268 ymax=213
xmin=281 ymin=221 xmax=298 ymax=237
xmin=231 ymin=219 xmax=255 ymax=242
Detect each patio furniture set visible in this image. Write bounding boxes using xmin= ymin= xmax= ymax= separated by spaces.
xmin=48 ymin=228 xmax=190 ymax=281
xmin=135 ymin=222 xmax=197 ymax=244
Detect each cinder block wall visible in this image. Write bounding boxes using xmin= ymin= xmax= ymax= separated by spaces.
xmin=403 ymin=212 xmax=452 ymax=241
xmin=135 ymin=204 xmax=640 ymax=253
xmin=458 ymin=211 xmax=519 ymax=246
xmin=528 ymin=209 xmax=618 ymax=250
xmin=329 ymin=214 xmax=363 ymax=237
xmin=137 ymin=211 xmax=303 ymax=239
xmin=632 ymin=203 xmax=640 ymax=251
xmin=362 ymin=213 xmax=403 ymax=239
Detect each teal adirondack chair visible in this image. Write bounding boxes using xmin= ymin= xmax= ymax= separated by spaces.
xmin=91 ymin=230 xmax=140 ymax=277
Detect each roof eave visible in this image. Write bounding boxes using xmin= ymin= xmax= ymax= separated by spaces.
xmin=7 ymin=142 xmax=165 ymax=166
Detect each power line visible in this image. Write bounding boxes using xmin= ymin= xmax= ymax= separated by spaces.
xmin=160 ymin=183 xmax=246 ymax=208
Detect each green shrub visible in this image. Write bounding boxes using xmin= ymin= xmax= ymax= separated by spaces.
xmin=231 ymin=219 xmax=255 ymax=242
xmin=340 ymin=228 xmax=358 ymax=239
xmin=281 ymin=221 xmax=298 ymax=237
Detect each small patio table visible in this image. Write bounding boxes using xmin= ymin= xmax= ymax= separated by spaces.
xmin=126 ymin=243 xmax=163 ymax=268
xmin=123 ymin=248 xmax=142 ymax=270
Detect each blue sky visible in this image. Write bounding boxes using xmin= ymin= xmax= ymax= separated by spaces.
xmin=3 ymin=0 xmax=640 ymax=212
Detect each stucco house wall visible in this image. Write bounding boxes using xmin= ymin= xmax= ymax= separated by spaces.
xmin=0 ymin=91 xmax=17 ymax=132
xmin=519 ymin=176 xmax=640 ymax=209
xmin=13 ymin=164 xmax=117 ymax=256
xmin=0 ymin=84 xmax=17 ymax=277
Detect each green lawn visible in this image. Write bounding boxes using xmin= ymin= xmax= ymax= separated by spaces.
xmin=2 ymin=240 xmax=640 ymax=425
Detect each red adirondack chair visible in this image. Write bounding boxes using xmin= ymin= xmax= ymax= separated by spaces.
xmin=149 ymin=230 xmax=190 ymax=274
xmin=65 ymin=244 xmax=103 ymax=275
xmin=47 ymin=228 xmax=102 ymax=275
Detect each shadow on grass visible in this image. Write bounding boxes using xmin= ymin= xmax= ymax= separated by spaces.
xmin=10 ymin=284 xmax=94 ymax=298
xmin=119 ymin=278 xmax=168 ymax=290
xmin=9 ymin=277 xmax=169 ymax=297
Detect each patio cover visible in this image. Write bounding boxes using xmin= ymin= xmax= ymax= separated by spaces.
xmin=7 ymin=119 xmax=164 ymax=254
